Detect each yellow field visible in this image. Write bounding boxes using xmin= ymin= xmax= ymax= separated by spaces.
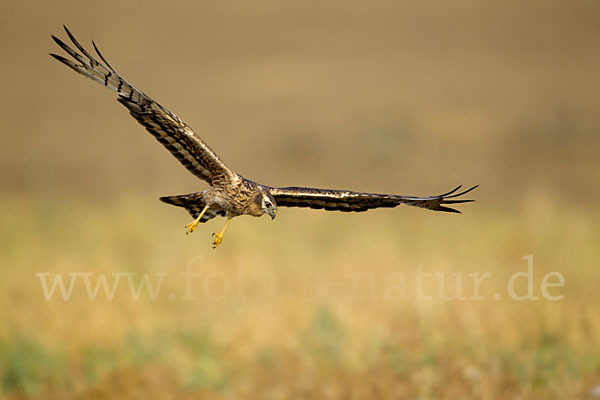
xmin=1 ymin=199 xmax=599 ymax=399
xmin=1 ymin=0 xmax=600 ymax=398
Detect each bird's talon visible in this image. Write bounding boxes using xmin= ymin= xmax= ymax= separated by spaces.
xmin=212 ymin=233 xmax=224 ymax=248
xmin=185 ymin=221 xmax=198 ymax=234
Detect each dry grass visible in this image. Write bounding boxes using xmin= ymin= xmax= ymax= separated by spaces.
xmin=1 ymin=0 xmax=600 ymax=398
xmin=1 ymin=198 xmax=599 ymax=399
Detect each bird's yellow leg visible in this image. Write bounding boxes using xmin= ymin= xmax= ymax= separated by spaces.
xmin=185 ymin=205 xmax=210 ymax=234
xmin=212 ymin=217 xmax=232 ymax=248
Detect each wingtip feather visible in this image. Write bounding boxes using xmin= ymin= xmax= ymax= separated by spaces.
xmin=92 ymin=39 xmax=115 ymax=72
xmin=63 ymin=25 xmax=74 ymax=40
xmin=443 ymin=199 xmax=475 ymax=205
xmin=438 ymin=185 xmax=462 ymax=197
xmin=51 ymin=34 xmax=65 ymax=47
xmin=49 ymin=53 xmax=64 ymax=62
xmin=438 ymin=206 xmax=461 ymax=213
xmin=50 ymin=52 xmax=79 ymax=71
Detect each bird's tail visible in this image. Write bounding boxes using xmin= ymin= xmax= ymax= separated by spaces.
xmin=159 ymin=192 xmax=224 ymax=223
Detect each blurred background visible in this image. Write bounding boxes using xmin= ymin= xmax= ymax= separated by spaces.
xmin=1 ymin=0 xmax=599 ymax=398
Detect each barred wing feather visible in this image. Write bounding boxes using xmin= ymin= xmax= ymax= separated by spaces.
xmin=269 ymin=185 xmax=478 ymax=213
xmin=50 ymin=26 xmax=237 ymax=188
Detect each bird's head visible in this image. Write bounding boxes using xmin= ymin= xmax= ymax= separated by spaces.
xmin=258 ymin=188 xmax=277 ymax=220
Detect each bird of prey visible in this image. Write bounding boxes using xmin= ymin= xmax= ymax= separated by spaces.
xmin=50 ymin=26 xmax=477 ymax=248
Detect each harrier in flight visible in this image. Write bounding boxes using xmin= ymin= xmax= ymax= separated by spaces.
xmin=51 ymin=26 xmax=477 ymax=248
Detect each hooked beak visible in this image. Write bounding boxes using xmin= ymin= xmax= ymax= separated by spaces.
xmin=267 ymin=208 xmax=277 ymax=220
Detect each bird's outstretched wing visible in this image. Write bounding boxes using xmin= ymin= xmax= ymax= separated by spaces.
xmin=269 ymin=185 xmax=478 ymax=213
xmin=50 ymin=26 xmax=238 ymax=187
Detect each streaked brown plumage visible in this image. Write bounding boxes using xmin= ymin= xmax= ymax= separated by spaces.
xmin=51 ymin=26 xmax=478 ymax=248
